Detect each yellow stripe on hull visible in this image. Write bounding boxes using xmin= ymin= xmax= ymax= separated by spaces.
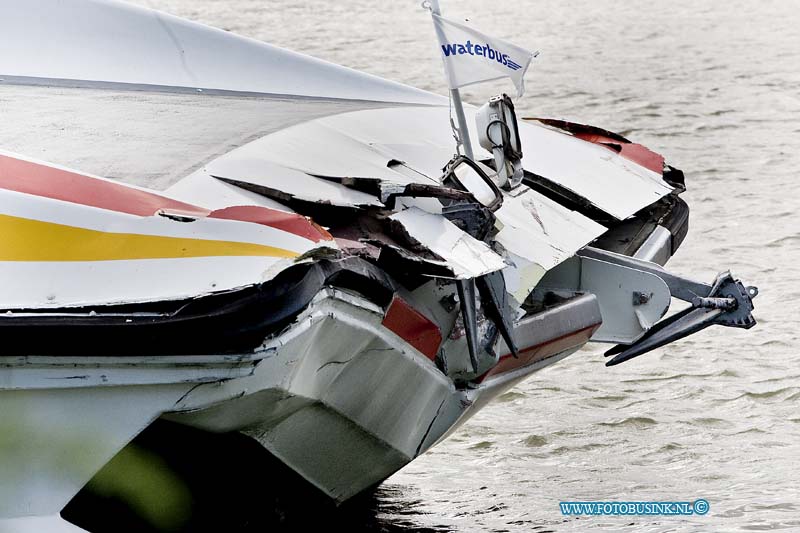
xmin=0 ymin=214 xmax=299 ymax=261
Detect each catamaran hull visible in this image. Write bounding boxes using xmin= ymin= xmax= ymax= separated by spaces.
xmin=0 ymin=288 xmax=600 ymax=530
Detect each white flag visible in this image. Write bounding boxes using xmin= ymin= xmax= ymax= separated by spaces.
xmin=432 ymin=13 xmax=536 ymax=96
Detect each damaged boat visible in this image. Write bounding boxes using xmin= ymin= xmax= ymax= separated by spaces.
xmin=0 ymin=1 xmax=757 ymax=531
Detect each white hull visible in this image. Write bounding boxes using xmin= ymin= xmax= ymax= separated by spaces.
xmin=0 ymin=288 xmax=599 ymax=526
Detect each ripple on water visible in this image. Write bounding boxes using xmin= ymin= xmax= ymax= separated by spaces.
xmin=765 ymin=234 xmax=800 ymax=248
xmin=548 ymin=442 xmax=610 ymax=456
xmin=498 ymin=391 xmax=527 ymax=402
xmin=687 ymin=417 xmax=731 ymax=427
xmin=590 ymin=395 xmax=628 ymax=402
xmin=522 ymin=435 xmax=549 ymax=448
xmin=597 ymin=417 xmax=659 ymax=428
xmin=729 ymin=387 xmax=800 ymax=402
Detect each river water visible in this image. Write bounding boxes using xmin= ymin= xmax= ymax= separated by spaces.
xmin=134 ymin=1 xmax=799 ymax=530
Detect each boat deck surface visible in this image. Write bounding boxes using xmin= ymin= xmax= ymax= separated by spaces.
xmin=0 ymin=82 xmax=397 ymax=190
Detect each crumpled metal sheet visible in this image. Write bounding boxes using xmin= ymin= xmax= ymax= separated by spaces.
xmin=173 ymin=106 xmax=624 ymax=284
xmin=389 ymin=207 xmax=506 ymax=279
xmin=493 ymin=187 xmax=606 ymax=302
xmin=245 ymin=107 xmax=674 ymax=220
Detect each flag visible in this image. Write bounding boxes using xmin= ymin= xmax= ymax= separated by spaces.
xmin=432 ymin=13 xmax=537 ymax=97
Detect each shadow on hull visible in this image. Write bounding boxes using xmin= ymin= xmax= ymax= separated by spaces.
xmin=62 ymin=420 xmax=449 ymax=533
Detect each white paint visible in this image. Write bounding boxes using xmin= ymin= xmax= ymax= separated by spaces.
xmin=390 ymin=207 xmax=507 ymax=279
xmin=518 ymin=120 xmax=673 ymax=219
xmin=0 ymin=0 xmax=443 ymax=105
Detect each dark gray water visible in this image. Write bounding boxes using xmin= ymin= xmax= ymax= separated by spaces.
xmin=136 ymin=1 xmax=800 ymax=530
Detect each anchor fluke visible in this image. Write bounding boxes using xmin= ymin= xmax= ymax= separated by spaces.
xmin=605 ymin=271 xmax=758 ymax=366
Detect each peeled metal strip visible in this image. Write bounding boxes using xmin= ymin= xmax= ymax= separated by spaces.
xmin=205 ymin=153 xmax=384 ymax=208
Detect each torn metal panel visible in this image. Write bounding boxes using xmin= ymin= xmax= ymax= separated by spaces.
xmin=530 ymin=118 xmax=665 ymax=175
xmin=164 ymin=168 xmax=296 ymax=212
xmin=244 ymin=106 xmax=674 ymax=223
xmin=311 ymin=175 xmax=473 ymax=210
xmin=476 ymin=293 xmax=601 ymax=383
xmin=517 ymin=119 xmax=673 ymax=220
xmin=315 ymin=110 xmax=462 ymax=178
xmin=389 ymin=207 xmax=506 ymax=279
xmin=476 ymin=272 xmax=518 ymax=357
xmin=589 ymin=194 xmax=689 ymax=261
xmin=237 ymin=107 xmax=470 ymax=187
xmin=494 ymin=186 xmax=606 ymax=267
xmin=205 ymin=157 xmax=383 ymax=208
xmin=493 ymin=186 xmax=606 ymax=302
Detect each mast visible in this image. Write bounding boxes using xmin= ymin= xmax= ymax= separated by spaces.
xmin=427 ymin=0 xmax=475 ymax=160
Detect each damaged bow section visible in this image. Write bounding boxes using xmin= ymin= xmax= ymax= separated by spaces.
xmin=0 ymin=0 xmax=758 ymax=520
xmin=0 ymin=96 xmax=759 ymax=517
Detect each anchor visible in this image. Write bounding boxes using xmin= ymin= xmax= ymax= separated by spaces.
xmin=578 ymin=247 xmax=758 ymax=366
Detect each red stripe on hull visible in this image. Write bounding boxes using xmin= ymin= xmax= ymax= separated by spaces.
xmin=477 ymin=323 xmax=600 ymax=383
xmin=381 ymin=296 xmax=442 ymax=360
xmin=573 ymin=133 xmax=664 ymax=174
xmin=0 ymin=154 xmax=206 ymax=217
xmin=0 ymin=154 xmax=331 ymax=243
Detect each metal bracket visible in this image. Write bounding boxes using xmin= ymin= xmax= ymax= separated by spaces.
xmin=578 ymin=247 xmax=758 ymax=366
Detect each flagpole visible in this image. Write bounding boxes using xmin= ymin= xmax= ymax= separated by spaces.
xmin=427 ymin=0 xmax=475 ymax=161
